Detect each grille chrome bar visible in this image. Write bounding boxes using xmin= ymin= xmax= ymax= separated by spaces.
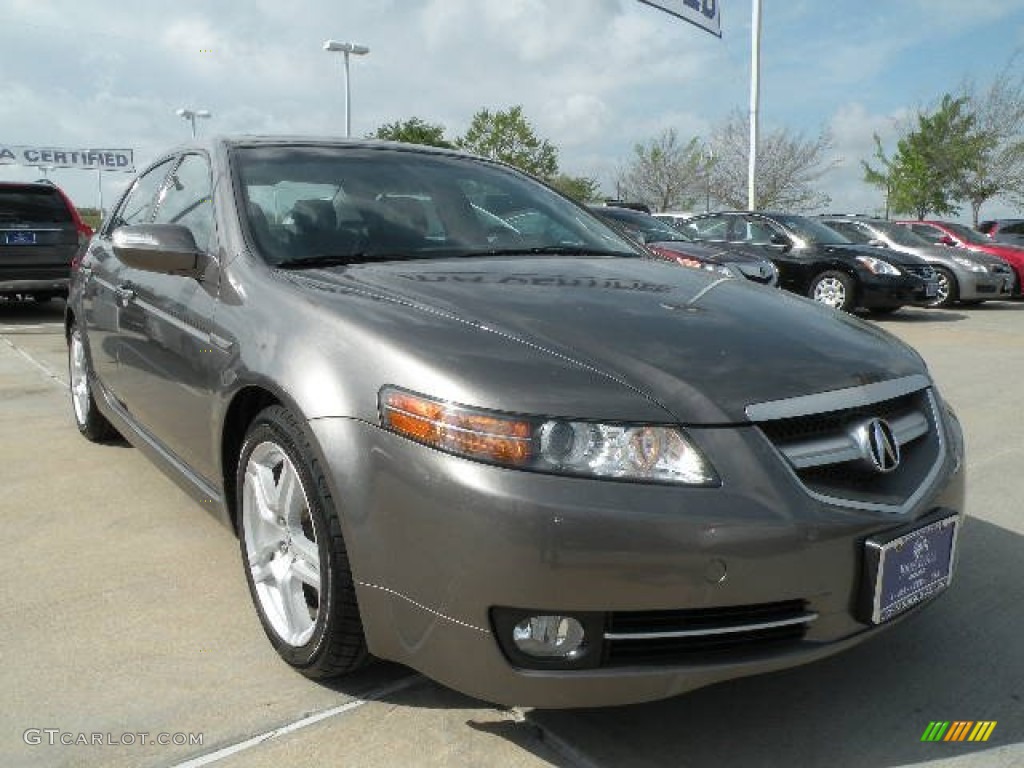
xmin=604 ymin=612 xmax=819 ymax=640
xmin=781 ymin=410 xmax=929 ymax=469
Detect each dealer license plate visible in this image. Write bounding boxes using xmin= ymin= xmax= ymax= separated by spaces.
xmin=4 ymin=231 xmax=36 ymax=245
xmin=864 ymin=513 xmax=958 ymax=625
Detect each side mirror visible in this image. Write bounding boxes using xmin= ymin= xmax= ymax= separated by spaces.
xmin=112 ymin=224 xmax=203 ymax=277
xmin=939 ymin=235 xmax=957 ymax=247
xmin=769 ymin=233 xmax=791 ymax=252
xmin=867 ymin=238 xmax=888 ymax=248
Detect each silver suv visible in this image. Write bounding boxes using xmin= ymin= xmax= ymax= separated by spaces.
xmin=821 ymin=215 xmax=1014 ymax=307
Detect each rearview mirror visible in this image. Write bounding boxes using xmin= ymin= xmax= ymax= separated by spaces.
xmin=112 ymin=224 xmax=203 ymax=277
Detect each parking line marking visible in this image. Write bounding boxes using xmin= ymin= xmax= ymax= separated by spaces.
xmin=168 ymin=674 xmax=424 ymax=768
xmin=1 ymin=337 xmax=68 ymax=388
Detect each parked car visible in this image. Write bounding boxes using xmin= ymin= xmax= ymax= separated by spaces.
xmin=820 ymin=215 xmax=1014 ymax=307
xmin=896 ymin=220 xmax=1024 ymax=296
xmin=977 ymin=218 xmax=1024 ymax=247
xmin=67 ymin=137 xmax=964 ymax=708
xmin=0 ymin=180 xmax=92 ymax=301
xmin=588 ymin=205 xmax=778 ymax=286
xmin=680 ymin=211 xmax=939 ymax=313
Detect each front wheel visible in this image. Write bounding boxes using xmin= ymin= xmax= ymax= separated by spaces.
xmin=237 ymin=405 xmax=368 ymax=679
xmin=809 ymin=270 xmax=856 ymax=311
xmin=926 ymin=267 xmax=958 ymax=308
xmin=68 ymin=323 xmax=117 ymax=442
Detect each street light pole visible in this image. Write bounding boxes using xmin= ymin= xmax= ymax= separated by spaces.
xmin=176 ymin=108 xmax=212 ymax=139
xmin=323 ymin=40 xmax=370 ymax=137
xmin=704 ymin=144 xmax=714 ymax=213
xmin=748 ymin=0 xmax=762 ymax=210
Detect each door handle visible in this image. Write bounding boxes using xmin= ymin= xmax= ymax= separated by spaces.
xmin=115 ymin=284 xmax=135 ymax=306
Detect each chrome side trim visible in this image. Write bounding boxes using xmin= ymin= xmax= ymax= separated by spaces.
xmin=744 ymin=374 xmax=931 ymax=422
xmin=604 ymin=612 xmax=818 ymax=641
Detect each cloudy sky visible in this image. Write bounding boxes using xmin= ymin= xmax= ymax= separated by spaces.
xmin=2 ymin=0 xmax=1023 ymax=220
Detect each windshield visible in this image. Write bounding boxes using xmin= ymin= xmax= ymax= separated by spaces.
xmin=233 ymin=145 xmax=637 ymax=266
xmin=593 ymin=209 xmax=691 ymax=243
xmin=773 ymin=214 xmax=852 ymax=245
xmin=871 ymin=220 xmax=933 ymax=247
xmin=942 ymin=221 xmax=992 ymax=245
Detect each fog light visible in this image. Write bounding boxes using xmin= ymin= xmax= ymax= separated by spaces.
xmin=512 ymin=615 xmax=586 ymax=658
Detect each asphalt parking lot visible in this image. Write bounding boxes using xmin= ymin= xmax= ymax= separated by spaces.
xmin=1 ymin=297 xmax=1022 ymax=768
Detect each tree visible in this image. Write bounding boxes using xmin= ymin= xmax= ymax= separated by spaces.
xmin=864 ymin=95 xmax=989 ymax=220
xmin=708 ymin=110 xmax=837 ymax=211
xmin=370 ymin=117 xmax=453 ymax=148
xmin=456 ymin=106 xmax=558 ymax=180
xmin=959 ymin=61 xmax=1024 ymax=225
xmin=548 ymin=174 xmax=602 ymax=203
xmin=614 ymin=129 xmax=704 ymax=212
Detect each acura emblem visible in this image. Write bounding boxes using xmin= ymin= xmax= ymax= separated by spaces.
xmin=853 ymin=418 xmax=901 ymax=473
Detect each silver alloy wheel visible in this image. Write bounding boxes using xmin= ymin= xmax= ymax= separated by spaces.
xmin=242 ymin=441 xmax=322 ymax=647
xmin=933 ymin=271 xmax=951 ymax=306
xmin=69 ymin=328 xmax=91 ymax=426
xmin=813 ymin=276 xmax=847 ymax=309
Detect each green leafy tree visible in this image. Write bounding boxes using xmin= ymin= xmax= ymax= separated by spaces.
xmin=864 ymin=95 xmax=986 ymax=220
xmin=549 ymin=173 xmax=602 ymax=203
xmin=456 ymin=106 xmax=559 ymax=180
xmin=615 ymin=129 xmax=704 ymax=212
xmin=709 ymin=111 xmax=837 ymax=211
xmin=370 ymin=117 xmax=453 ymax=148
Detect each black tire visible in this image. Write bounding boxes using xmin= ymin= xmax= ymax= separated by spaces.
xmin=237 ymin=405 xmax=368 ymax=679
xmin=808 ymin=270 xmax=856 ymax=312
xmin=68 ymin=323 xmax=118 ymax=442
xmin=927 ymin=267 xmax=958 ymax=308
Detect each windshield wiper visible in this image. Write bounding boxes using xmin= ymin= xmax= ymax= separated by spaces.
xmin=455 ymin=246 xmax=634 ymax=258
xmin=274 ymin=252 xmax=421 ymax=269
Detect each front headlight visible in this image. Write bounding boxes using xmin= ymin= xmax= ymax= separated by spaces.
xmin=380 ymin=387 xmax=719 ymax=486
xmin=856 ymin=255 xmax=902 ymax=276
xmin=951 ymin=256 xmax=988 ymax=273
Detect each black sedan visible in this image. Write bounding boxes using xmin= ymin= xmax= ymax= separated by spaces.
xmin=66 ymin=137 xmax=964 ymax=707
xmin=680 ymin=211 xmax=939 ymax=313
xmin=589 ymin=205 xmax=778 ymax=286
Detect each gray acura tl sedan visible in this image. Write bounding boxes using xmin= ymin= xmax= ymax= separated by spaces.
xmin=66 ymin=137 xmax=965 ymax=708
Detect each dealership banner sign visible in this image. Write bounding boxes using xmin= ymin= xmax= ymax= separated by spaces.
xmin=0 ymin=144 xmax=135 ymax=173
xmin=638 ymin=0 xmax=721 ymax=38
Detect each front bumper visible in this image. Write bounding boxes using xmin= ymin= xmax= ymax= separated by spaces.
xmin=309 ymin=409 xmax=964 ymax=708
xmin=858 ymin=272 xmax=935 ymax=308
xmin=954 ymin=267 xmax=1015 ymax=301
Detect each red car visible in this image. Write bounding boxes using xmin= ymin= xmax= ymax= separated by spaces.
xmin=897 ymin=220 xmax=1024 ymax=296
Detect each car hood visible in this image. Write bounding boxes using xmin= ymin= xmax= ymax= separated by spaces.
xmin=292 ymin=256 xmax=926 ymax=424
xmin=818 ymin=242 xmax=929 ymax=266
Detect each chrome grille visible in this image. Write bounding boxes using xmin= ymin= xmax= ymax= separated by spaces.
xmin=604 ymin=600 xmax=814 ymax=665
xmin=904 ymin=264 xmax=936 ymax=280
xmin=748 ymin=378 xmax=944 ymax=511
